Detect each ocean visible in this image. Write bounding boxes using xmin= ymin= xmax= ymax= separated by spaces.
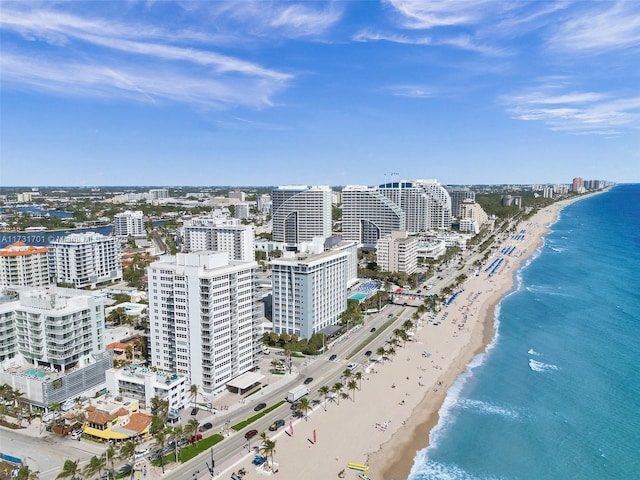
xmin=409 ymin=184 xmax=640 ymax=480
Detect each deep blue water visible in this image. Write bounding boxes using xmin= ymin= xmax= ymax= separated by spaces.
xmin=1 ymin=206 xmax=73 ymax=218
xmin=409 ymin=184 xmax=640 ymax=480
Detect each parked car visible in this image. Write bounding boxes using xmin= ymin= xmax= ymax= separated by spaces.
xmin=365 ymin=350 xmax=373 ymax=356
xmin=244 ymin=429 xmax=258 ymax=439
xmin=253 ymin=402 xmax=267 ymax=412
xmin=70 ymin=430 xmax=82 ymax=441
xmin=269 ymin=419 xmax=285 ymax=431
xmin=190 ymin=407 xmax=199 ymax=415
xmin=199 ymin=422 xmax=213 ymax=432
xmin=134 ymin=448 xmax=149 ymax=459
xmin=303 ymin=377 xmax=313 ymax=385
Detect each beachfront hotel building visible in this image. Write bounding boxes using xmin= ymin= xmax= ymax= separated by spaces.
xmin=147 ymin=251 xmax=259 ymax=395
xmin=342 ymin=179 xmax=452 ymax=247
xmin=0 ymin=286 xmax=112 ymax=408
xmin=270 ymin=241 xmax=357 ymax=340
xmin=113 ymin=210 xmax=146 ymax=238
xmin=182 ymin=217 xmax=255 ymax=262
xmin=459 ymin=199 xmax=488 ymax=225
xmin=0 ymin=242 xmax=50 ymax=287
xmin=271 ymin=185 xmax=332 ymax=246
xmin=376 ymin=231 xmax=418 ymax=275
xmin=446 ymin=187 xmax=476 ymax=218
xmin=342 ymin=185 xmax=405 ymax=248
xmin=49 ymin=232 xmax=122 ymax=289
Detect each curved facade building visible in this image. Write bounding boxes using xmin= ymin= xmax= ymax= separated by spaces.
xmin=272 ymin=186 xmax=332 ymax=245
xmin=342 ymin=186 xmax=405 ymax=248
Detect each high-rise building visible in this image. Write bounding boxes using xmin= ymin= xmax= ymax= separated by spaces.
xmin=114 ymin=210 xmax=146 ymax=238
xmin=342 ymin=186 xmax=405 ymax=248
xmin=228 ymin=191 xmax=246 ymax=202
xmin=270 ymin=242 xmax=357 ymax=339
xmin=234 ymin=203 xmax=250 ymax=219
xmin=147 ymin=251 xmax=258 ymax=394
xmin=377 ymin=179 xmax=451 ymax=232
xmin=149 ymin=189 xmax=169 ymax=201
xmin=458 ymin=199 xmax=488 ymax=224
xmin=376 ymin=231 xmax=418 ymax=274
xmin=271 ymin=186 xmax=332 ymax=245
xmin=0 ymin=286 xmax=106 ymax=371
xmin=446 ymin=187 xmax=476 ymax=218
xmin=342 ymin=179 xmax=451 ymax=247
xmin=256 ymin=194 xmax=272 ymax=215
xmin=182 ymin=217 xmax=255 ymax=261
xmin=49 ymin=233 xmax=122 ymax=288
xmin=0 ymin=242 xmax=50 ymax=287
xmin=572 ymin=177 xmax=584 ymax=193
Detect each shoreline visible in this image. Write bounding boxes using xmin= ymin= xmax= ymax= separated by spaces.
xmin=369 ymin=193 xmax=601 ymax=480
xmin=208 ymin=193 xmax=606 ymax=480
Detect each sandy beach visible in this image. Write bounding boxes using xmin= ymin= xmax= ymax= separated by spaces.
xmin=215 ymin=196 xmax=592 ymax=480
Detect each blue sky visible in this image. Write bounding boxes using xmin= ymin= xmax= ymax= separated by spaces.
xmin=2 ymin=1 xmax=639 ymax=187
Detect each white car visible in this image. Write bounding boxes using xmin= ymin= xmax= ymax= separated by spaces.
xmin=134 ymin=448 xmax=149 ymax=459
xmin=70 ymin=430 xmax=82 ymax=440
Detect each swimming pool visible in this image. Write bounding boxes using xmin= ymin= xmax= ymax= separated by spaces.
xmin=25 ymin=368 xmax=46 ymax=378
xmin=350 ymin=293 xmax=368 ymax=301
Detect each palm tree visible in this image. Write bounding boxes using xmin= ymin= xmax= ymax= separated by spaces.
xmin=185 ymin=418 xmax=199 ymax=441
xmin=15 ymin=465 xmax=39 ymax=480
xmin=296 ymin=397 xmax=311 ymax=421
xmin=83 ymin=455 xmax=106 ymax=480
xmin=347 ymin=380 xmax=358 ymax=402
xmin=189 ymin=384 xmax=199 ymax=408
xmin=318 ymin=385 xmax=330 ymax=411
xmin=387 ymin=346 xmax=396 ymax=359
xmin=104 ymin=445 xmax=117 ymax=479
xmin=150 ymin=395 xmax=169 ymax=420
xmin=376 ymin=346 xmax=386 ymax=363
xmin=170 ymin=424 xmax=184 ymax=462
xmin=152 ymin=428 xmax=168 ymax=474
xmin=119 ymin=440 xmax=137 ymax=478
xmin=354 ymin=371 xmax=363 ymax=390
xmin=56 ymin=459 xmax=80 ymax=480
xmin=331 ymin=383 xmax=343 ymax=406
xmin=260 ymin=438 xmax=276 ymax=470
xmin=341 ymin=368 xmax=353 ymax=384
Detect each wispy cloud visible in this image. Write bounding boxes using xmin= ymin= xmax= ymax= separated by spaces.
xmin=548 ymin=1 xmax=640 ymax=53
xmin=503 ymin=84 xmax=640 ymax=135
xmin=0 ymin=52 xmax=285 ymax=109
xmin=0 ymin=4 xmax=292 ymax=108
xmin=385 ymin=0 xmax=497 ymax=30
xmin=385 ymin=84 xmax=436 ymax=98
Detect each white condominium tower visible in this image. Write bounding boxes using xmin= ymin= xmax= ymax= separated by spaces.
xmin=147 ymin=251 xmax=258 ymax=394
xmin=342 ymin=179 xmax=451 ymax=247
xmin=342 ymin=185 xmax=405 ymax=248
xmin=446 ymin=187 xmax=476 ymax=218
xmin=0 ymin=286 xmax=106 ymax=371
xmin=114 ymin=210 xmax=146 ymax=238
xmin=271 ymin=242 xmax=357 ymax=340
xmin=271 ymin=185 xmax=332 ymax=246
xmin=182 ymin=217 xmax=255 ymax=262
xmin=377 ymin=179 xmax=451 ymax=232
xmin=49 ymin=233 xmax=122 ymax=288
xmin=0 ymin=242 xmax=50 ymax=287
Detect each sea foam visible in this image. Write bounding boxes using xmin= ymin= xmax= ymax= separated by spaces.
xmin=528 ymin=359 xmax=559 ymax=372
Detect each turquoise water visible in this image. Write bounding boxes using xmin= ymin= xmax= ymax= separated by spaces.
xmin=25 ymin=368 xmax=46 ymax=378
xmin=409 ymin=184 xmax=640 ymax=479
xmin=350 ymin=293 xmax=368 ymax=301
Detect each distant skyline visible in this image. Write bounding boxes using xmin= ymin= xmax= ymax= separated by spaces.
xmin=1 ymin=1 xmax=639 ymax=187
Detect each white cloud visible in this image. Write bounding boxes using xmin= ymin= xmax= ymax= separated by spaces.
xmin=0 ymin=4 xmax=292 ymax=108
xmin=386 ymin=84 xmax=435 ymax=98
xmin=549 ymin=1 xmax=640 ymax=53
xmin=385 ymin=0 xmax=496 ymax=29
xmin=503 ymin=85 xmax=640 ymax=135
xmin=0 ymin=52 xmax=285 ymax=109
